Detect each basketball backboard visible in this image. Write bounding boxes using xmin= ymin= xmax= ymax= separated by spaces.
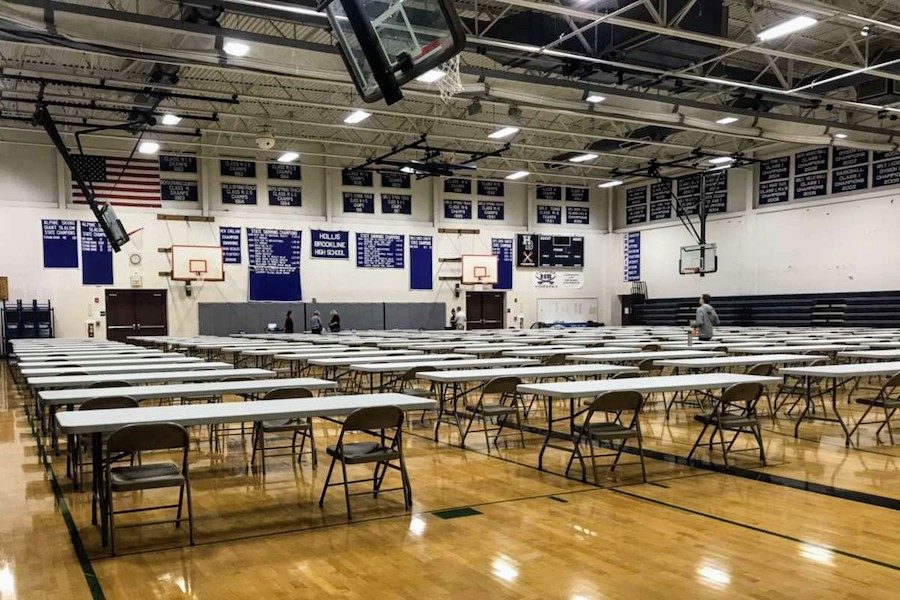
xmin=323 ymin=0 xmax=466 ymax=104
xmin=170 ymin=245 xmax=225 ymax=282
xmin=679 ymin=243 xmax=717 ymax=275
xmin=461 ymin=254 xmax=499 ymax=284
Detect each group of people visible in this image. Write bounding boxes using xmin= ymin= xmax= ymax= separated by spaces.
xmin=283 ymin=309 xmax=340 ymax=334
xmin=449 ymin=306 xmax=466 ymax=330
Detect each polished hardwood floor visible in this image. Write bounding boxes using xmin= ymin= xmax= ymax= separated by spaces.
xmin=1 ymin=363 xmax=898 ymax=599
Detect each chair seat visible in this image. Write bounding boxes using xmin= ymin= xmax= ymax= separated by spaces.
xmin=260 ymin=419 xmax=309 ymax=432
xmin=694 ymin=413 xmax=759 ymax=428
xmin=575 ymin=422 xmax=637 ymax=440
xmin=855 ymin=397 xmax=900 ymax=408
xmin=466 ymin=403 xmax=516 ymax=416
xmin=109 ymin=462 xmax=184 ymax=491
xmin=326 ymin=441 xmax=400 ymax=464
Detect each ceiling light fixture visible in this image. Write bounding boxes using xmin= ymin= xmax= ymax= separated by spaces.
xmin=415 ymin=69 xmax=445 ymax=83
xmin=277 ymin=151 xmax=300 ymax=162
xmin=488 ymin=126 xmax=520 ymax=139
xmin=569 ymin=153 xmax=599 ymax=163
xmin=834 ymin=133 xmax=848 ymax=139
xmin=757 ymin=16 xmax=817 ymax=41
xmin=343 ymin=110 xmax=371 ymax=124
xmin=138 ymin=141 xmax=160 ymax=154
xmin=400 ymin=166 xmax=416 ymax=174
xmin=716 ymin=116 xmax=738 ymax=125
xmin=598 ymin=180 xmax=623 ymax=188
xmin=860 ymin=26 xmax=870 ymax=37
xmin=585 ymin=93 xmax=606 ymax=103
xmin=505 ymin=171 xmax=529 ymax=180
xmin=223 ymin=40 xmax=250 ymax=56
xmin=161 ymin=114 xmax=182 ymax=126
xmin=708 ymin=156 xmax=734 ymax=164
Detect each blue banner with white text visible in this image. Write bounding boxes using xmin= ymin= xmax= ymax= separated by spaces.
xmin=409 ymin=235 xmax=433 ymax=290
xmin=491 ymin=238 xmax=513 ymax=290
xmin=247 ymin=228 xmax=301 ymax=301
xmin=80 ymin=221 xmax=113 ymax=285
xmin=42 ymin=219 xmax=78 ymax=268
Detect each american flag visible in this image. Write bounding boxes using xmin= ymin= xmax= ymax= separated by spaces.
xmin=71 ymin=154 xmax=161 ymax=208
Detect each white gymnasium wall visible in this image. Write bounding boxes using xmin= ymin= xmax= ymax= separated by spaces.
xmin=0 ymin=139 xmax=615 ymax=338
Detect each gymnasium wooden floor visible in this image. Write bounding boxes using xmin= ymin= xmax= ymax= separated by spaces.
xmin=2 ymin=363 xmax=898 ymax=599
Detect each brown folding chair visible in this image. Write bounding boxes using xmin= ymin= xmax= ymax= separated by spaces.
xmin=568 ymin=391 xmax=646 ymax=483
xmin=851 ymin=372 xmax=900 ymax=444
xmin=641 ymin=344 xmax=660 ymax=352
xmin=104 ymin=423 xmax=194 ymax=556
xmin=687 ymin=382 xmax=765 ymax=467
xmin=251 ymin=387 xmax=317 ymax=474
xmin=542 ymin=353 xmax=568 ymax=366
xmin=462 ymin=376 xmax=526 ymax=452
xmin=318 ymin=406 xmax=411 ymax=519
xmin=746 ymin=364 xmax=776 ymax=420
xmin=208 ymin=376 xmax=255 ymax=451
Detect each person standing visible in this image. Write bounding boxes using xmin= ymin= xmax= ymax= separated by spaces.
xmin=283 ymin=310 xmax=294 ymax=334
xmin=329 ymin=309 xmax=341 ymax=333
xmin=449 ymin=308 xmax=457 ymax=330
xmin=310 ymin=310 xmax=323 ymax=334
xmin=692 ymin=294 xmax=720 ymax=341
xmin=455 ymin=306 xmax=467 ymax=330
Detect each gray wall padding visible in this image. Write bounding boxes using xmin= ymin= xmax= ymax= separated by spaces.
xmin=199 ymin=301 xmax=446 ymax=335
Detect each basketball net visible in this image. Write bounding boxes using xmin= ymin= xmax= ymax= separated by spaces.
xmin=435 ymin=55 xmax=463 ymax=104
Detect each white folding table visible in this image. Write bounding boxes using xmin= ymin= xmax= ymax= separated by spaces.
xmin=348 ymin=357 xmax=539 ymax=392
xmin=27 ymin=367 xmax=273 ymax=390
xmin=20 ymin=360 xmax=225 ymax=377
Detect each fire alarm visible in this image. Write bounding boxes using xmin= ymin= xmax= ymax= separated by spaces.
xmin=94 ymin=297 xmax=100 ymax=303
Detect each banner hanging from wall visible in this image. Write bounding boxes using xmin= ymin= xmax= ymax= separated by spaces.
xmin=409 ymin=235 xmax=433 ymax=290
xmin=624 ymin=232 xmax=640 ymax=282
xmin=491 ymin=238 xmax=513 ymax=290
xmin=42 ymin=219 xmax=79 ymax=268
xmin=532 ymin=271 xmax=583 ymax=289
xmin=356 ymin=233 xmax=404 ymax=268
xmin=220 ymin=227 xmax=242 ymax=264
xmin=80 ymin=221 xmax=113 ymax=285
xmin=310 ymin=229 xmax=350 ymax=259
xmin=247 ymin=228 xmax=301 ymax=301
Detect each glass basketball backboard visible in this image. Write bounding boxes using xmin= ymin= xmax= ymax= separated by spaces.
xmin=680 ymin=243 xmax=717 ymax=275
xmin=323 ymin=0 xmax=466 ymax=104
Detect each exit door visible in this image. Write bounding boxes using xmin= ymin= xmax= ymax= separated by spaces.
xmin=465 ymin=291 xmax=505 ymax=330
xmin=105 ymin=289 xmax=168 ymax=342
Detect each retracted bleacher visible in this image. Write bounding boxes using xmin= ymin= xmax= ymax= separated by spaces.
xmin=632 ymin=291 xmax=900 ymax=328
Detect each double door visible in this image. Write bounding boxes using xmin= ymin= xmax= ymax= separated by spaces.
xmin=465 ymin=291 xmax=506 ymax=330
xmin=105 ymin=289 xmax=168 ymax=342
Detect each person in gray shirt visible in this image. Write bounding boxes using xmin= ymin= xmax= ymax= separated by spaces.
xmin=693 ymin=294 xmax=720 ymax=341
xmin=310 ymin=310 xmax=323 ymax=334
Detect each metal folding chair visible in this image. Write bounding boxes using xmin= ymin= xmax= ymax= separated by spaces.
xmin=687 ymin=382 xmax=765 ymax=467
xmin=567 ymin=390 xmax=646 ymax=483
xmin=462 ymin=376 xmax=526 ymax=453
xmin=251 ymin=387 xmax=317 ymax=474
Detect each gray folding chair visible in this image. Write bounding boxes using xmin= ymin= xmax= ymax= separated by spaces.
xmin=72 ymin=396 xmax=139 ymax=490
xmin=687 ymin=382 xmax=765 ymax=467
xmin=251 ymin=387 xmax=317 ymax=474
xmin=568 ymin=390 xmax=646 ymax=483
xmin=318 ymin=406 xmax=411 ymax=519
xmin=746 ymin=364 xmax=776 ymax=421
xmin=851 ymin=372 xmax=900 ymax=444
xmin=104 ymin=423 xmax=194 ymax=556
xmin=462 ymin=376 xmax=526 ymax=452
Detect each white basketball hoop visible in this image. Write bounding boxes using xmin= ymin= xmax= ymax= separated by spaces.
xmin=435 ymin=55 xmax=463 ymax=104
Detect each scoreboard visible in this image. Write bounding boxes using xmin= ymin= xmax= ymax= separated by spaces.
xmin=517 ymin=234 xmax=584 ymax=268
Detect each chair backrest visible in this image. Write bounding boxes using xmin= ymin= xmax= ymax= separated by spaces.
xmin=80 ymin=396 xmax=139 ymax=411
xmin=641 ymin=344 xmax=660 ymax=352
xmin=402 ymin=365 xmax=437 ymax=381
xmin=879 ymin=372 xmax=900 ymax=394
xmin=90 ymin=380 xmax=132 ymax=389
xmin=637 ymin=358 xmax=654 ymax=372
xmin=107 ymin=422 xmax=189 ymax=454
xmin=487 ymin=350 xmax=504 ymax=358
xmin=483 ymin=376 xmax=522 ymax=395
xmin=712 ymin=346 xmax=728 ymax=353
xmin=587 ymin=390 xmax=642 ymax=413
xmin=218 ymin=375 xmax=254 ymax=383
xmin=341 ymin=405 xmax=404 ymax=432
xmin=611 ymin=371 xmax=640 ymax=380
xmin=262 ymin=387 xmax=314 ymax=401
xmin=542 ymin=353 xmax=568 ymax=366
xmin=746 ymin=363 xmax=773 ymax=377
xmin=721 ymin=382 xmax=763 ymax=404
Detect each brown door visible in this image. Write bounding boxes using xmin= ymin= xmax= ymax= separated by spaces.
xmin=465 ymin=291 xmax=505 ymax=330
xmin=105 ymin=289 xmax=168 ymax=342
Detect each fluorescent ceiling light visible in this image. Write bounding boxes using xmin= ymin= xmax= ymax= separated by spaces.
xmin=400 ymin=166 xmax=416 ymax=174
xmin=161 ymin=114 xmax=182 ymax=126
xmin=415 ymin=69 xmax=445 ymax=83
xmin=834 ymin=133 xmax=848 ymax=139
xmin=277 ymin=151 xmax=299 ymax=162
xmin=598 ymin=180 xmax=623 ymax=188
xmin=585 ymin=94 xmax=606 ymax=103
xmin=138 ymin=141 xmax=160 ymax=154
xmin=505 ymin=171 xmax=529 ymax=180
xmin=716 ymin=116 xmax=738 ymax=125
xmin=488 ymin=126 xmax=519 ymax=139
xmin=344 ymin=110 xmax=371 ymax=124
xmin=757 ymin=16 xmax=817 ymax=41
xmin=223 ymin=40 xmax=250 ymax=56
xmin=569 ymin=153 xmax=598 ymax=163
xmin=708 ymin=156 xmax=734 ymax=164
